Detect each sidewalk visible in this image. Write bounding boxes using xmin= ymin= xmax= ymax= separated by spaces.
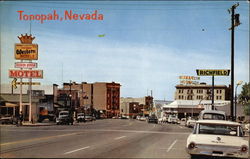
xmin=22 ymin=121 xmax=55 ymax=127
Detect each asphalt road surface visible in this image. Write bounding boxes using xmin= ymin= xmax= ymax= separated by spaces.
xmin=0 ymin=119 xmax=192 ymax=158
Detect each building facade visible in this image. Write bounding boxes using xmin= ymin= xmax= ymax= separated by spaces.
xmin=174 ymin=83 xmax=230 ymax=101
xmin=120 ymin=96 xmax=153 ymax=118
xmin=58 ymin=82 xmax=121 ymax=118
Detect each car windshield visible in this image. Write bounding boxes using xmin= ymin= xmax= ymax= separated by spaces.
xmin=203 ymin=113 xmax=225 ymax=120
xmin=199 ymin=124 xmax=238 ymax=136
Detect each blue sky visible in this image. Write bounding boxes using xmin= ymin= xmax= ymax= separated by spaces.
xmin=1 ymin=1 xmax=249 ymax=100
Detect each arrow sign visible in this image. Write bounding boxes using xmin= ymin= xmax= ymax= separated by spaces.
xmin=11 ymin=78 xmax=17 ymax=89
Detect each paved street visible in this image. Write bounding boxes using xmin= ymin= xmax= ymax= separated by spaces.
xmin=0 ymin=119 xmax=192 ymax=158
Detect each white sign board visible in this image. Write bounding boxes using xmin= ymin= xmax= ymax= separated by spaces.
xmin=15 ymin=62 xmax=37 ymax=69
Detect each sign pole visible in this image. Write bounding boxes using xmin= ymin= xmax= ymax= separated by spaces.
xmin=212 ymin=75 xmax=214 ymax=110
xmin=29 ymin=59 xmax=32 ymax=122
xmin=19 ymin=60 xmax=23 ymax=114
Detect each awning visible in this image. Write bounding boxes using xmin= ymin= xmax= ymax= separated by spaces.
xmin=0 ymin=102 xmax=18 ymax=108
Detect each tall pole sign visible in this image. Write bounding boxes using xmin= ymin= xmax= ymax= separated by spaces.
xmin=196 ymin=69 xmax=230 ymax=110
xmin=9 ymin=33 xmax=43 ymax=123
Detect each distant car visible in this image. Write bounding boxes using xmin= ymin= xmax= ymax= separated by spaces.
xmin=243 ymin=123 xmax=250 ymax=133
xmin=186 ymin=120 xmax=249 ymax=159
xmin=168 ymin=115 xmax=178 ymax=124
xmin=186 ymin=118 xmax=196 ymax=128
xmin=180 ymin=118 xmax=187 ymax=126
xmin=139 ymin=116 xmax=147 ymax=121
xmin=56 ymin=111 xmax=73 ymax=125
xmin=77 ymin=113 xmax=86 ymax=122
xmin=136 ymin=116 xmax=141 ymax=120
xmin=85 ymin=115 xmax=94 ymax=121
xmin=121 ymin=115 xmax=129 ymax=119
xmin=199 ymin=110 xmax=226 ymax=120
xmin=147 ymin=115 xmax=158 ymax=124
xmin=0 ymin=115 xmax=14 ymax=124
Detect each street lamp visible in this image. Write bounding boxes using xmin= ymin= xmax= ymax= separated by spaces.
xmin=234 ymin=80 xmax=243 ymax=121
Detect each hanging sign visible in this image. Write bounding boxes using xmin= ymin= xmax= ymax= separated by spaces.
xmin=15 ymin=44 xmax=38 ymax=60
xmin=9 ymin=70 xmax=43 ymax=78
xmin=15 ymin=62 xmax=37 ymax=69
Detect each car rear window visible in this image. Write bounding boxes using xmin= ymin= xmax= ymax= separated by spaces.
xmin=199 ymin=124 xmax=238 ymax=136
xmin=203 ymin=113 xmax=225 ymax=120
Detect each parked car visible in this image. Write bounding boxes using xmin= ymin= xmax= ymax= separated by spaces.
xmin=56 ymin=111 xmax=74 ymax=125
xmin=0 ymin=115 xmax=15 ymax=124
xmin=147 ymin=115 xmax=158 ymax=124
xmin=120 ymin=115 xmax=129 ymax=119
xmin=186 ymin=120 xmax=249 ymax=159
xmin=77 ymin=113 xmax=86 ymax=122
xmin=198 ymin=110 xmax=226 ymax=120
xmin=84 ymin=115 xmax=94 ymax=121
xmin=139 ymin=116 xmax=147 ymax=121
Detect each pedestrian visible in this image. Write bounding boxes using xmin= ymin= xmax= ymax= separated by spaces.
xmin=20 ymin=111 xmax=23 ymax=126
xmin=16 ymin=112 xmax=20 ymax=127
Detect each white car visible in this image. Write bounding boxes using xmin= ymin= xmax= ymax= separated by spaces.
xmin=186 ymin=120 xmax=249 ymax=159
xmin=186 ymin=118 xmax=196 ymax=128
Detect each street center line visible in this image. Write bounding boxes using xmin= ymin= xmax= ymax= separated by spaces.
xmin=64 ymin=146 xmax=90 ymax=155
xmin=114 ymin=136 xmax=126 ymax=140
xmin=167 ymin=140 xmax=177 ymax=152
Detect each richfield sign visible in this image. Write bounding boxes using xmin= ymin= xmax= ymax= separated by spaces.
xmin=15 ymin=44 xmax=38 ymax=60
xmin=15 ymin=62 xmax=37 ymax=69
xmin=9 ymin=70 xmax=43 ymax=78
xmin=196 ymin=69 xmax=230 ymax=76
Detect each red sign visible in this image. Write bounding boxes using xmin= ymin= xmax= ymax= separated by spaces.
xmin=9 ymin=70 xmax=43 ymax=78
xmin=15 ymin=62 xmax=37 ymax=69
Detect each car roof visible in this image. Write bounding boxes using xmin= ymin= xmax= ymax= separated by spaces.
xmin=196 ymin=120 xmax=241 ymax=126
xmin=200 ymin=110 xmax=226 ymax=115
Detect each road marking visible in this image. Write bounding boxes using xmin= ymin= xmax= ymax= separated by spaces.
xmin=0 ymin=132 xmax=80 ymax=146
xmin=178 ymin=126 xmax=184 ymax=129
xmin=167 ymin=140 xmax=177 ymax=152
xmin=64 ymin=146 xmax=90 ymax=155
xmin=114 ymin=136 xmax=126 ymax=140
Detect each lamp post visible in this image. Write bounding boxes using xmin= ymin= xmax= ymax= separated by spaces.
xmin=234 ymin=80 xmax=243 ymax=121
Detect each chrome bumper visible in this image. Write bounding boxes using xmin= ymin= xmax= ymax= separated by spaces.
xmin=186 ymin=144 xmax=249 ymax=158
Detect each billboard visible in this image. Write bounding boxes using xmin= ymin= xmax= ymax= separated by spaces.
xmin=15 ymin=44 xmax=38 ymax=60
xmin=9 ymin=70 xmax=43 ymax=78
xmin=196 ymin=69 xmax=230 ymax=76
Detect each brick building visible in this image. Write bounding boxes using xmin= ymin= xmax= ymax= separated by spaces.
xmin=57 ymin=82 xmax=121 ymax=118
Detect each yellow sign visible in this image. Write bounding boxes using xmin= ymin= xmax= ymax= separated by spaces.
xmin=16 ymin=82 xmax=41 ymax=85
xmin=11 ymin=78 xmax=17 ymax=89
xmin=179 ymin=76 xmax=200 ymax=80
xmin=196 ymin=69 xmax=230 ymax=76
xmin=15 ymin=44 xmax=38 ymax=60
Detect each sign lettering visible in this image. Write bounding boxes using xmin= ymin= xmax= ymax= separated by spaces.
xmin=196 ymin=69 xmax=230 ymax=76
xmin=15 ymin=44 xmax=38 ymax=60
xmin=15 ymin=62 xmax=37 ymax=69
xmin=9 ymin=70 xmax=43 ymax=78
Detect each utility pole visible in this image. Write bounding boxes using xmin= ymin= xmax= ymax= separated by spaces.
xmin=229 ymin=3 xmax=240 ymax=121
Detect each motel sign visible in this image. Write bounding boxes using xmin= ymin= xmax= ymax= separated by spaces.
xmin=9 ymin=70 xmax=43 ymax=78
